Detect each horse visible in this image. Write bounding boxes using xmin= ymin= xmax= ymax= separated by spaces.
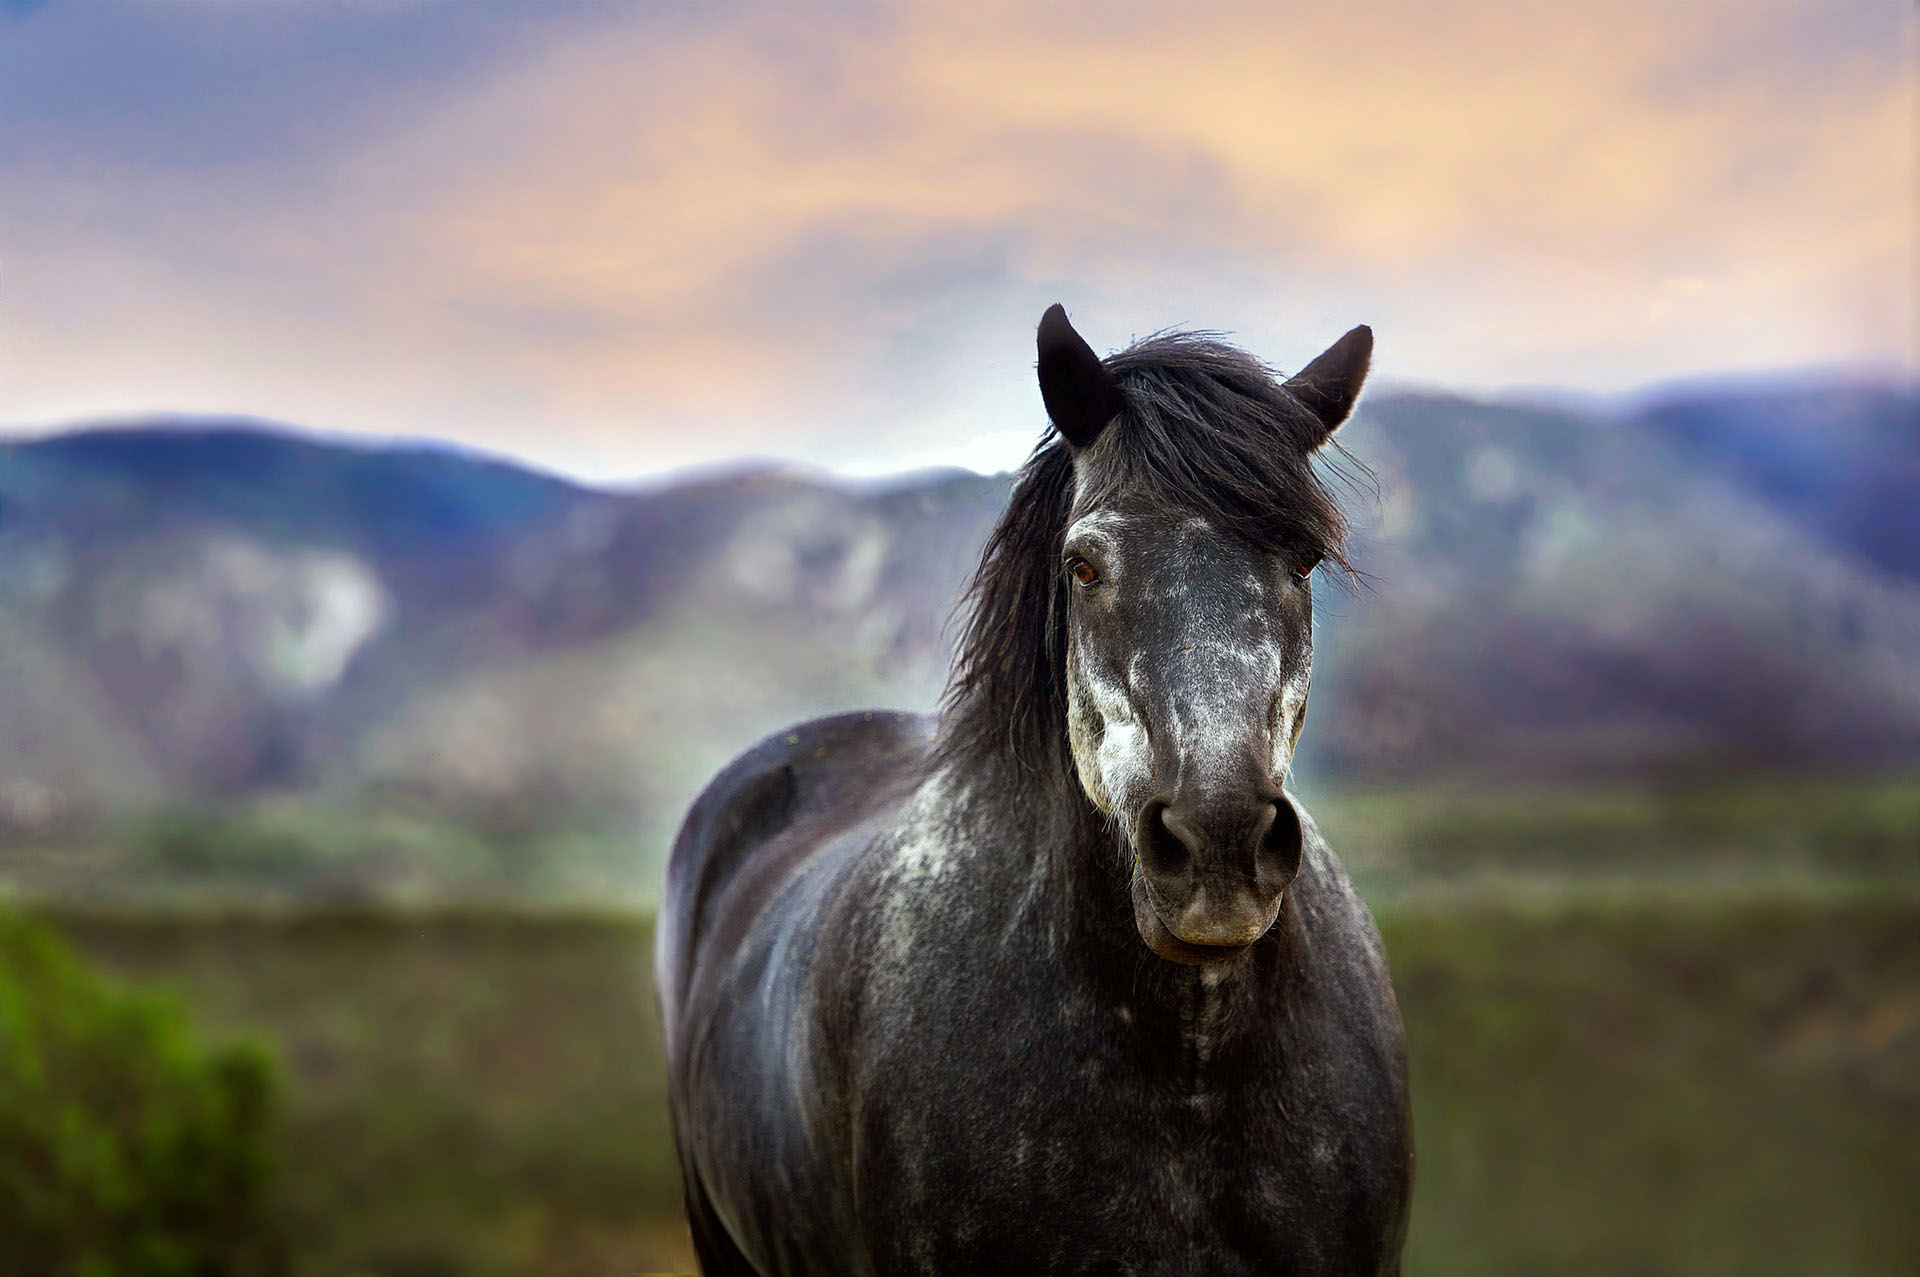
xmin=655 ymin=304 xmax=1413 ymax=1275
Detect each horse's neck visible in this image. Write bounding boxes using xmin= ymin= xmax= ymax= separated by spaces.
xmin=1028 ymin=779 xmax=1145 ymax=964
xmin=959 ymin=753 xmax=1296 ymax=1020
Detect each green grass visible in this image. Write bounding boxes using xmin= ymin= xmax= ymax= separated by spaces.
xmin=1384 ymin=889 xmax=1920 ymax=1275
xmin=0 ymin=804 xmax=657 ymax=907
xmin=32 ymin=886 xmax=1920 ymax=1275
xmin=1309 ymin=772 xmax=1920 ymax=900
xmin=46 ymin=907 xmax=688 ymax=1277
xmin=6 ymin=773 xmax=1913 ymax=914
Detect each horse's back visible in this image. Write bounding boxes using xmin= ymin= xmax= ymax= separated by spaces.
xmin=654 ymin=709 xmax=933 ymax=1046
xmin=656 ymin=710 xmax=931 ymax=1277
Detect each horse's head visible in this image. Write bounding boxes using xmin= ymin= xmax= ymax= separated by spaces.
xmin=1037 ymin=305 xmax=1369 ymax=965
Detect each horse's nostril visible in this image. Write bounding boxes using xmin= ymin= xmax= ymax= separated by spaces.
xmin=1256 ymin=797 xmax=1305 ymax=891
xmin=1136 ymin=800 xmax=1193 ymax=883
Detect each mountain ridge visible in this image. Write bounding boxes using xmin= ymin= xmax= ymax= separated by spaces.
xmin=2 ymin=380 xmax=1914 ymax=867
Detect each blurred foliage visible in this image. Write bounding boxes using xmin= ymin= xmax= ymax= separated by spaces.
xmin=48 ymin=908 xmax=685 ymax=1277
xmin=0 ymin=912 xmax=284 ymax=1276
xmin=35 ymin=883 xmax=1920 ymax=1276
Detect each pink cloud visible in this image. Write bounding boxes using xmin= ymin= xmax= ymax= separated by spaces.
xmin=2 ymin=0 xmax=1912 ymax=476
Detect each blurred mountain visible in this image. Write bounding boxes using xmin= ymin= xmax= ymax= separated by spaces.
xmin=0 ymin=421 xmax=1004 ymax=847
xmin=1314 ymin=386 xmax=1920 ymax=780
xmin=1634 ymin=381 xmax=1920 ymax=581
xmin=0 ymin=382 xmax=1915 ymax=860
xmin=0 ymin=424 xmax=588 ymax=808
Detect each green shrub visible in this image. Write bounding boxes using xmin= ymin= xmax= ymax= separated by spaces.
xmin=0 ymin=913 xmax=284 ymax=1276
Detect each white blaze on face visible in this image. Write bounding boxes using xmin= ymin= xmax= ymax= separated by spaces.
xmin=1064 ymin=510 xmax=1155 ymax=817
xmin=1063 ymin=510 xmax=1312 ymax=820
xmin=1067 ymin=654 xmax=1150 ymax=817
xmin=1069 ymin=633 xmax=1303 ymax=817
xmin=1157 ymin=639 xmax=1287 ymax=786
xmin=1272 ymin=665 xmax=1311 ymax=781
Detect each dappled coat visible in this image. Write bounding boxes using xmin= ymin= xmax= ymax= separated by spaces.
xmin=657 ymin=306 xmax=1412 ymax=1276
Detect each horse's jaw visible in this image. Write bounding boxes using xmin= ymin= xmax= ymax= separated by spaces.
xmin=1129 ymin=872 xmax=1280 ymax=966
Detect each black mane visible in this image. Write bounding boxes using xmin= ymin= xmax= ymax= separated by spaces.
xmin=939 ymin=331 xmax=1360 ymax=775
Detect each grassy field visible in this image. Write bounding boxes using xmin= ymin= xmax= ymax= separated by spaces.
xmin=34 ymin=883 xmax=1920 ymax=1276
xmin=1386 ymin=890 xmax=1920 ymax=1275
xmin=8 ymin=772 xmax=1916 ymax=909
xmin=1311 ymin=772 xmax=1920 ymax=900
xmin=45 ymin=908 xmax=690 ymax=1276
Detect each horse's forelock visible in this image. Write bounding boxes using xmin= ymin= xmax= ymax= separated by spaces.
xmin=1103 ymin=333 xmax=1363 ymax=579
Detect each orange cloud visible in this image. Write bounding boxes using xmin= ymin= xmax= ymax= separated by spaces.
xmin=2 ymin=0 xmax=1912 ymax=475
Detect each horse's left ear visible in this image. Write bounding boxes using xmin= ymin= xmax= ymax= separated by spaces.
xmin=1285 ymin=324 xmax=1372 ymax=443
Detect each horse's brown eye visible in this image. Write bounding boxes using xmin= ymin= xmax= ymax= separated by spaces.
xmin=1292 ymin=554 xmax=1321 ymax=582
xmin=1068 ymin=558 xmax=1099 ymax=587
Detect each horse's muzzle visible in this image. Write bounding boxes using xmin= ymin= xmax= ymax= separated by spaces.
xmin=1128 ymin=791 xmax=1303 ymax=963
xmin=1129 ymin=873 xmax=1257 ymax=964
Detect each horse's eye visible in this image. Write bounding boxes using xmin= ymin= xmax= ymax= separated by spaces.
xmin=1292 ymin=554 xmax=1321 ymax=582
xmin=1067 ymin=558 xmax=1100 ymax=587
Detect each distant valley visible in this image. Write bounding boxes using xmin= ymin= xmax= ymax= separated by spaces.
xmin=1 ymin=379 xmax=1914 ymax=894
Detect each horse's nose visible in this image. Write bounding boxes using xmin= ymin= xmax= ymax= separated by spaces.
xmin=1134 ymin=792 xmax=1304 ymax=947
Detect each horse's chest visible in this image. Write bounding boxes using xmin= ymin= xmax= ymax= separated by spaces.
xmin=854 ymin=1016 xmax=1401 ymax=1274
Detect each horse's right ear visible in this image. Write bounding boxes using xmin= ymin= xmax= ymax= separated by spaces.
xmin=1037 ymin=304 xmax=1122 ymax=449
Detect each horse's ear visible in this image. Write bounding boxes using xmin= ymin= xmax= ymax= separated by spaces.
xmin=1285 ymin=324 xmax=1372 ymax=442
xmin=1037 ymin=304 xmax=1123 ymax=449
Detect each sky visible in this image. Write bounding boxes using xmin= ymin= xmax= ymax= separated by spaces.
xmin=1 ymin=0 xmax=1914 ymax=479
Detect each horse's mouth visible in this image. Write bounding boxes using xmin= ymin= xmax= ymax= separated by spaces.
xmin=1129 ymin=874 xmax=1260 ymax=966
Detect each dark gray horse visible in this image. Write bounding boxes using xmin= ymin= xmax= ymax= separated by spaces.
xmin=656 ymin=305 xmax=1412 ymax=1275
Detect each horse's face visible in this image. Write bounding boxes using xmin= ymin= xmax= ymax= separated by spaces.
xmin=1061 ymin=483 xmax=1312 ymax=964
xmin=1036 ymin=304 xmax=1370 ymax=965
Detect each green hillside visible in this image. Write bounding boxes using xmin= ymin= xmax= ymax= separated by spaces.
xmin=31 ymin=885 xmax=1920 ymax=1276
